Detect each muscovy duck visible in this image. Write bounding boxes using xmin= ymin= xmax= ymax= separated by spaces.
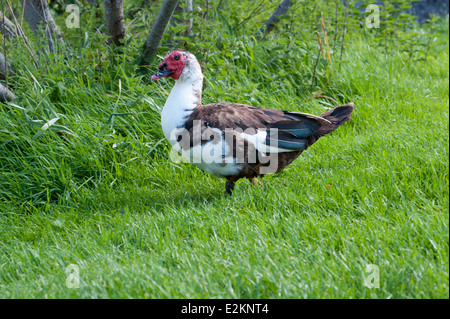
xmin=151 ymin=49 xmax=354 ymax=195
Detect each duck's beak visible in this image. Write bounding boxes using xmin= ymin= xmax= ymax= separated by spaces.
xmin=151 ymin=64 xmax=172 ymax=80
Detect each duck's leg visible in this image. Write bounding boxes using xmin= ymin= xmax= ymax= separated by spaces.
xmin=249 ymin=177 xmax=263 ymax=187
xmin=225 ymin=180 xmax=235 ymax=196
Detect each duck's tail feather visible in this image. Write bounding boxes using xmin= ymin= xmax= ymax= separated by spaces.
xmin=316 ymin=103 xmax=354 ymax=137
xmin=262 ymin=103 xmax=354 ymax=152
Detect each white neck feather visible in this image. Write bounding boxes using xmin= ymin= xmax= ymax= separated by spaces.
xmin=161 ymin=56 xmax=203 ymax=145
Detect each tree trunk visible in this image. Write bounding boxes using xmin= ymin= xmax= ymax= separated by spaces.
xmin=0 ymin=12 xmax=18 ymax=39
xmin=19 ymin=0 xmax=65 ymax=52
xmin=104 ymin=0 xmax=126 ymax=46
xmin=141 ymin=0 xmax=180 ymax=66
xmin=0 ymin=83 xmax=16 ymax=102
xmin=0 ymin=52 xmax=14 ymax=81
xmin=254 ymin=0 xmax=294 ymax=41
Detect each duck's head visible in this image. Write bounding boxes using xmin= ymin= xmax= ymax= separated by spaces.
xmin=151 ymin=49 xmax=202 ymax=82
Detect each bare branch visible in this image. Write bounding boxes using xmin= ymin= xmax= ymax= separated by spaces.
xmin=5 ymin=0 xmax=39 ymax=68
xmin=217 ymin=0 xmax=224 ymax=11
xmin=254 ymin=0 xmax=293 ymax=41
xmin=0 ymin=11 xmax=18 ymax=38
xmin=141 ymin=0 xmax=179 ymax=66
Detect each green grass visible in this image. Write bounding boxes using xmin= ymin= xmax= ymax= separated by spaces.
xmin=0 ymin=6 xmax=448 ymax=298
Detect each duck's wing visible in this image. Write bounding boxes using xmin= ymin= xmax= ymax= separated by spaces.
xmin=183 ymin=102 xmax=330 ymax=153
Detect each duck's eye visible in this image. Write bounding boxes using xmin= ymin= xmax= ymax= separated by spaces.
xmin=174 ymin=55 xmax=180 ymax=61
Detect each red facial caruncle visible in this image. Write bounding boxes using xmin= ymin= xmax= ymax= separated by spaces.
xmin=151 ymin=50 xmax=188 ymax=81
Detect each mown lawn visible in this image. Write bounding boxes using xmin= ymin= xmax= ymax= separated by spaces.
xmin=0 ymin=20 xmax=448 ymax=298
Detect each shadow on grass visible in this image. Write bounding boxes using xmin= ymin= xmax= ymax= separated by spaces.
xmin=75 ymin=182 xmax=227 ymax=215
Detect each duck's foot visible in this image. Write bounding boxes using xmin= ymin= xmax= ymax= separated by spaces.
xmin=225 ymin=181 xmax=235 ymax=196
xmin=249 ymin=177 xmax=263 ymax=187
